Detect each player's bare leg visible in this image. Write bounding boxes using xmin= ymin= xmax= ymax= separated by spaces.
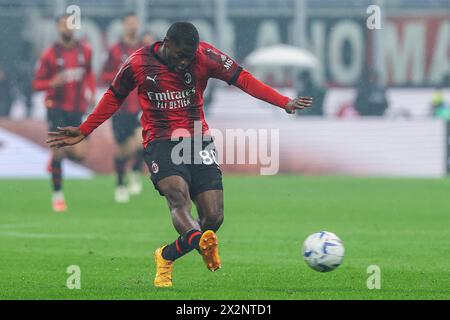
xmin=158 ymin=176 xmax=200 ymax=233
xmin=50 ymin=141 xmax=87 ymax=212
xmin=153 ymin=175 xmax=202 ymax=287
xmin=114 ymin=131 xmax=143 ymax=203
xmin=50 ymin=148 xmax=66 ymax=212
xmin=194 ymin=190 xmax=224 ymax=271
xmin=194 ymin=190 xmax=224 ymax=232
xmin=127 ymin=129 xmax=144 ymax=195
xmin=114 ymin=143 xmax=131 ymax=203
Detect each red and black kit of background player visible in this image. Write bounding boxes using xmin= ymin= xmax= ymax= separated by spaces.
xmin=100 ymin=12 xmax=144 ymax=202
xmin=47 ymin=22 xmax=312 ymax=285
xmin=33 ymin=40 xmax=95 ymax=117
xmin=101 ymin=38 xmax=141 ymax=141
xmin=34 ymin=14 xmax=95 ymax=212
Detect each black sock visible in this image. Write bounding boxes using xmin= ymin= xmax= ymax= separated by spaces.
xmin=132 ymin=149 xmax=144 ymax=172
xmin=162 ymin=229 xmax=202 ymax=261
xmin=51 ymin=159 xmax=62 ymax=191
xmin=114 ymin=157 xmax=127 ymax=186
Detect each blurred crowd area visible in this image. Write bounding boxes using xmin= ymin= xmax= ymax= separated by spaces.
xmin=0 ymin=0 xmax=449 ymax=120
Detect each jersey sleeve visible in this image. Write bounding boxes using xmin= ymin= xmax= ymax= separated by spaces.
xmin=109 ymin=54 xmax=138 ymax=100
xmin=234 ymin=69 xmax=290 ymax=109
xmin=202 ymin=43 xmax=242 ymax=85
xmin=79 ymin=89 xmax=123 ymax=136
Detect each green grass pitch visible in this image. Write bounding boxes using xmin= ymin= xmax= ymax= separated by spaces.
xmin=0 ymin=175 xmax=449 ymax=299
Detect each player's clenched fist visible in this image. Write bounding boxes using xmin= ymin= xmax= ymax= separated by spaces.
xmin=46 ymin=126 xmax=86 ymax=148
xmin=284 ymin=97 xmax=313 ymax=114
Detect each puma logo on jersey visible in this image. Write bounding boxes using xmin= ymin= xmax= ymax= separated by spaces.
xmin=146 ymin=75 xmax=157 ymax=84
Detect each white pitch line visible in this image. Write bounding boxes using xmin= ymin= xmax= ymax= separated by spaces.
xmin=0 ymin=223 xmax=50 ymax=230
xmin=0 ymin=231 xmax=107 ymax=240
xmin=0 ymin=230 xmax=152 ymax=241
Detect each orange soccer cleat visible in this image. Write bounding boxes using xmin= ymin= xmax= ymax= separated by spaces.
xmin=153 ymin=246 xmax=174 ymax=287
xmin=199 ymin=230 xmax=221 ymax=271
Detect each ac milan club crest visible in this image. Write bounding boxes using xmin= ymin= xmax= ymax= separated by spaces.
xmin=184 ymin=72 xmax=192 ymax=85
xmin=151 ymin=161 xmax=159 ymax=174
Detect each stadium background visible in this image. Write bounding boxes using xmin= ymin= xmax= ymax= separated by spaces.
xmin=0 ymin=0 xmax=449 ymax=178
xmin=0 ymin=0 xmax=449 ymax=300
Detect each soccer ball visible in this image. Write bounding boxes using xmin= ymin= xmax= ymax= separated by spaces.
xmin=302 ymin=231 xmax=345 ymax=272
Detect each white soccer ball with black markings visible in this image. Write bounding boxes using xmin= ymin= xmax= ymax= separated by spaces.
xmin=302 ymin=231 xmax=345 ymax=272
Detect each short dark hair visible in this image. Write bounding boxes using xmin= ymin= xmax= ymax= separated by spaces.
xmin=122 ymin=12 xmax=138 ymax=21
xmin=166 ymin=22 xmax=199 ymax=47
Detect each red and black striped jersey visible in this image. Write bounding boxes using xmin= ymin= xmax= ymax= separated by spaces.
xmin=80 ymin=41 xmax=291 ymax=146
xmin=110 ymin=41 xmax=243 ymax=145
xmin=100 ymin=40 xmax=142 ymax=114
xmin=33 ymin=41 xmax=95 ymax=113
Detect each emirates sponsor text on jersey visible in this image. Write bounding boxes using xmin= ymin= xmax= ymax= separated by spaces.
xmin=146 ymin=87 xmax=196 ymax=109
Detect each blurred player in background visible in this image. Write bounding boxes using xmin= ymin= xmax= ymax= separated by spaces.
xmin=142 ymin=30 xmax=156 ymax=46
xmin=354 ymin=69 xmax=388 ymax=117
xmin=33 ymin=14 xmax=96 ymax=212
xmin=46 ymin=22 xmax=312 ymax=286
xmin=101 ymin=12 xmax=144 ymax=203
xmin=0 ymin=64 xmax=13 ymax=117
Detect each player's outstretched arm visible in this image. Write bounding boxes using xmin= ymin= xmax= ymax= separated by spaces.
xmin=233 ymin=69 xmax=313 ymax=114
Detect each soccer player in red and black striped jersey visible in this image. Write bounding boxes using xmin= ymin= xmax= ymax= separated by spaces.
xmin=47 ymin=22 xmax=312 ymax=286
xmin=101 ymin=13 xmax=144 ymax=203
xmin=34 ymin=14 xmax=96 ymax=212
